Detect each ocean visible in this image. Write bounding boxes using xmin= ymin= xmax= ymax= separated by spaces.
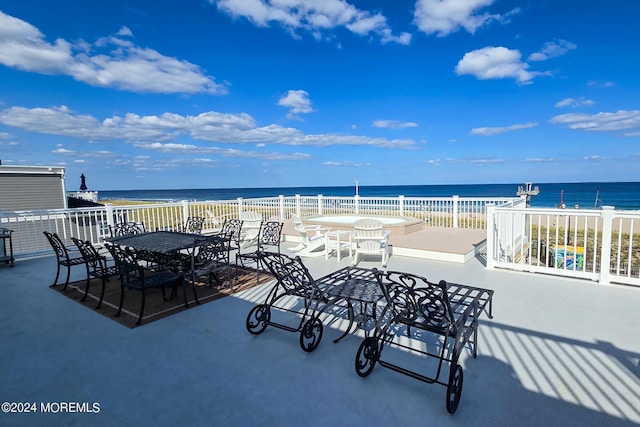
xmin=98 ymin=181 xmax=640 ymax=210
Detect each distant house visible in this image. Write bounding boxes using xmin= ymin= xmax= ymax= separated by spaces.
xmin=0 ymin=165 xmax=68 ymax=211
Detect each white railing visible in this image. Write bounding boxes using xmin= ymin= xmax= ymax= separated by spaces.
xmin=1 ymin=194 xmax=516 ymax=259
xmin=487 ymin=205 xmax=640 ymax=287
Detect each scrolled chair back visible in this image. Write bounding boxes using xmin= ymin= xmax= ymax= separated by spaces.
xmin=105 ymin=243 xmax=141 ymax=277
xmin=110 ymin=222 xmax=146 ymax=237
xmin=260 ymin=252 xmax=318 ymax=298
xmin=183 ymin=217 xmax=205 ymax=234
xmin=219 ymin=218 xmax=243 ymax=243
xmin=374 ymin=270 xmax=454 ymax=333
xmin=43 ymin=231 xmax=68 ymax=259
xmin=194 ymin=235 xmax=229 ymax=263
xmin=71 ymin=237 xmax=106 ymax=273
xmin=258 ymin=221 xmax=283 ymax=248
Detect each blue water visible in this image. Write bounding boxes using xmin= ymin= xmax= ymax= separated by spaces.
xmin=98 ymin=181 xmax=640 ymax=210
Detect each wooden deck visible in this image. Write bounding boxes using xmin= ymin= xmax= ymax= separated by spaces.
xmin=282 ymin=220 xmax=487 ymax=263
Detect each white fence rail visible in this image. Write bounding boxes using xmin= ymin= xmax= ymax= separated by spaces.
xmin=1 ymin=194 xmax=514 ymax=258
xmin=487 ymin=205 xmax=640 ymax=287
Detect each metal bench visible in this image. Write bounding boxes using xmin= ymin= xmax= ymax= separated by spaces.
xmin=355 ymin=270 xmax=494 ymax=414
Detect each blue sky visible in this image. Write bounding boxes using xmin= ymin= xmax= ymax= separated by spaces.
xmin=0 ymin=0 xmax=638 ymax=191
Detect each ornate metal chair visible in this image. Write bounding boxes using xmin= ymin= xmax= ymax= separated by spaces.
xmin=183 ymin=217 xmax=206 ymax=234
xmin=43 ymin=231 xmax=88 ymax=289
xmin=355 ymin=270 xmax=494 ymax=414
xmin=71 ymin=237 xmax=120 ymax=308
xmin=109 ymin=221 xmax=146 ymax=237
xmin=245 ymin=252 xmax=329 ymax=352
xmin=106 ymin=244 xmax=187 ymax=326
xmin=236 ymin=221 xmax=283 ymax=283
xmin=217 ymin=218 xmax=243 ymax=255
xmin=183 ymin=234 xmax=234 ymax=304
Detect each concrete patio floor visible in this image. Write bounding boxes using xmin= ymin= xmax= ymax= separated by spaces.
xmin=1 ymin=244 xmax=639 ymax=426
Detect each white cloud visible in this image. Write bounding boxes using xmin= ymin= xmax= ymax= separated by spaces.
xmin=456 ymin=46 xmax=535 ymax=84
xmin=212 ymin=0 xmax=411 ymax=45
xmin=555 ymin=98 xmax=595 ymax=108
xmin=413 ymin=0 xmax=518 ymax=37
xmin=278 ymin=90 xmax=314 ymax=119
xmin=470 ymin=122 xmax=537 ymax=136
xmin=550 ymin=110 xmax=640 ymax=133
xmin=373 ymin=120 xmax=418 ymax=129
xmin=525 ymin=157 xmax=559 ymax=163
xmin=0 ymin=11 xmax=226 ymax=94
xmin=115 ymin=26 xmax=133 ymax=37
xmin=528 ymin=40 xmax=576 ymax=62
xmin=0 ymin=105 xmax=417 ymax=149
xmin=324 ymin=161 xmax=373 ymax=167
xmin=587 ymin=80 xmax=615 ymax=88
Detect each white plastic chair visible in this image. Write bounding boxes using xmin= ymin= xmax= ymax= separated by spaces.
xmin=240 ymin=211 xmax=262 ymax=248
xmin=288 ymin=214 xmax=329 ymax=257
xmin=352 ymin=218 xmax=390 ymax=267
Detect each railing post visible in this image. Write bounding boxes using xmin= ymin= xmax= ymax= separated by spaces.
xmin=399 ymin=195 xmax=405 ymax=216
xmin=452 ymin=195 xmax=459 ymax=228
xmin=295 ymin=195 xmax=301 ymax=218
xmin=354 ymin=195 xmax=360 ymax=214
xmin=182 ymin=200 xmax=190 ymax=225
xmin=599 ymin=206 xmax=615 ymax=285
xmin=317 ymin=195 xmax=323 ymax=215
xmin=279 ymin=195 xmax=285 ymax=220
xmin=105 ymin=204 xmax=115 ymax=229
xmin=237 ymin=197 xmax=244 ymax=218
xmin=486 ymin=204 xmax=496 ymax=269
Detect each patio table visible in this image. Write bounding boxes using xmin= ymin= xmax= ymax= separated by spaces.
xmin=315 ymin=266 xmax=383 ymax=343
xmin=106 ymin=231 xmax=204 ymax=255
xmin=324 ymin=230 xmax=352 ymax=261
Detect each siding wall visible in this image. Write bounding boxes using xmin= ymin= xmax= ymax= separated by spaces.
xmin=0 ymin=173 xmax=66 ymax=211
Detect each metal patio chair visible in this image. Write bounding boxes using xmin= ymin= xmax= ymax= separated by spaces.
xmin=71 ymin=237 xmax=120 ymax=309
xmin=183 ymin=217 xmax=206 ymax=234
xmin=245 ymin=252 xmax=329 ymax=352
xmin=355 ymin=270 xmax=494 ymax=414
xmin=183 ymin=233 xmax=234 ymax=304
xmin=43 ymin=231 xmax=88 ymax=289
xmin=106 ymin=243 xmax=187 ymax=326
xmin=217 ymin=218 xmax=243 ymax=255
xmin=236 ymin=221 xmax=283 ymax=284
xmin=109 ymin=221 xmax=146 ymax=237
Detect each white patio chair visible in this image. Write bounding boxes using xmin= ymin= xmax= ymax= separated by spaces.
xmin=288 ymin=214 xmax=329 ymax=257
xmin=239 ymin=211 xmax=262 ymax=248
xmin=352 ymin=218 xmax=390 ymax=267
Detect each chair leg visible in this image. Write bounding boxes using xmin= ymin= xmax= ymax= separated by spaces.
xmin=191 ymin=272 xmax=201 ymax=305
xmin=50 ymin=263 xmax=62 ymax=288
xmin=63 ymin=264 xmax=72 ymax=288
xmin=136 ymin=289 xmax=146 ymax=325
xmin=116 ymin=284 xmax=125 ymax=317
xmin=96 ymin=277 xmax=107 ymax=309
xmin=81 ymin=275 xmax=91 ymax=302
xmin=181 ymin=278 xmax=188 ymax=308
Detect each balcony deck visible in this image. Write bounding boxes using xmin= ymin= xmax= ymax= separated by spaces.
xmin=1 ymin=240 xmax=639 ymax=426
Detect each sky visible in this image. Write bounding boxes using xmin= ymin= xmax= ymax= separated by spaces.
xmin=0 ymin=0 xmax=639 ymax=191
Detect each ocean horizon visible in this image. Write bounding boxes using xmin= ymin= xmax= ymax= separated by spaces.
xmin=97 ymin=181 xmax=640 ymax=210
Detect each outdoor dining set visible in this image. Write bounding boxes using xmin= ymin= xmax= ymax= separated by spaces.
xmin=42 ymin=213 xmax=494 ymax=414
